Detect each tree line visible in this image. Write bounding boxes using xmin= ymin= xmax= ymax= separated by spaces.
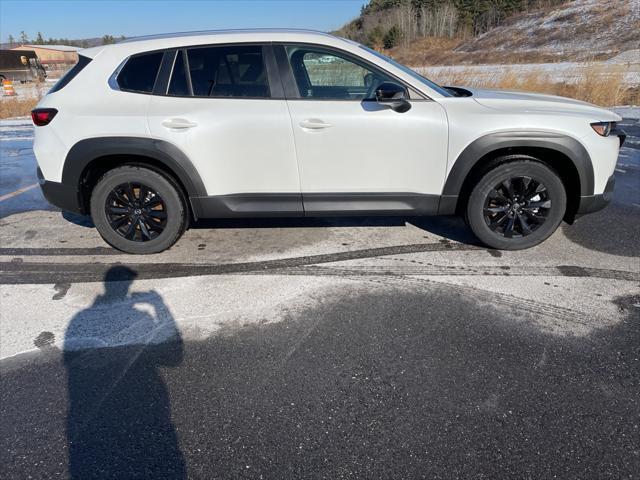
xmin=338 ymin=0 xmax=566 ymax=49
xmin=4 ymin=32 xmax=126 ymax=48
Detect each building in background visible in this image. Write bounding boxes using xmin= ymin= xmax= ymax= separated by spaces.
xmin=11 ymin=45 xmax=79 ymax=73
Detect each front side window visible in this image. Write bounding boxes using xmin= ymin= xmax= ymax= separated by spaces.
xmin=170 ymin=45 xmax=270 ymax=98
xmin=360 ymin=45 xmax=452 ymax=98
xmin=117 ymin=51 xmax=163 ymax=93
xmin=285 ymin=45 xmax=394 ymax=100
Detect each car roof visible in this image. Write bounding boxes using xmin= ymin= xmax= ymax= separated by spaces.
xmin=80 ymin=29 xmax=352 ymax=59
xmin=119 ymin=28 xmax=337 ymax=44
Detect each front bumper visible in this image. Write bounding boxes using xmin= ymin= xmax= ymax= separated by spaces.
xmin=576 ymin=174 xmax=615 ymax=216
xmin=37 ymin=167 xmax=83 ymax=214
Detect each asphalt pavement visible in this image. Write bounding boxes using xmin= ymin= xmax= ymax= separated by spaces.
xmin=0 ymin=111 xmax=639 ymax=479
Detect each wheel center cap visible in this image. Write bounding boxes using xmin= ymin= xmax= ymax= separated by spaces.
xmin=134 ymin=208 xmax=142 ymax=215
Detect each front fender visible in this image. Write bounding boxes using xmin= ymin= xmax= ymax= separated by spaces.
xmin=438 ymin=131 xmax=593 ymax=214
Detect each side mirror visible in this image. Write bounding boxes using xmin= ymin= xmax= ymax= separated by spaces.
xmin=375 ymin=82 xmax=411 ymax=113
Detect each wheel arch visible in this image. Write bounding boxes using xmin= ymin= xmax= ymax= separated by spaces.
xmin=439 ymin=132 xmax=593 ymax=222
xmin=63 ymin=137 xmax=207 ymax=218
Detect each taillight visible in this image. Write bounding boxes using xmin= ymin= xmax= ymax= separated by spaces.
xmin=31 ymin=108 xmax=58 ymax=126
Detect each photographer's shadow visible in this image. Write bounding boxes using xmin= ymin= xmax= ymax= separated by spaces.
xmin=64 ymin=266 xmax=186 ymax=479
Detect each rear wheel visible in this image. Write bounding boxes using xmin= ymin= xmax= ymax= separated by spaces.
xmin=466 ymin=158 xmax=566 ymax=250
xmin=90 ymin=166 xmax=187 ymax=254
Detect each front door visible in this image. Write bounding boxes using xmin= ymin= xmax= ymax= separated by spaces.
xmin=279 ymin=44 xmax=449 ymax=215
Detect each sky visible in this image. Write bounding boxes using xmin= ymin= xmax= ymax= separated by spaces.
xmin=0 ymin=0 xmax=364 ymax=42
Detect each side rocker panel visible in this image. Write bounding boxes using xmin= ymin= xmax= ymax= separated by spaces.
xmin=438 ymin=131 xmax=594 ymax=214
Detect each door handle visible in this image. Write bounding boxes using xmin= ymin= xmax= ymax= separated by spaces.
xmin=162 ymin=118 xmax=197 ymax=129
xmin=299 ymin=119 xmax=332 ymax=130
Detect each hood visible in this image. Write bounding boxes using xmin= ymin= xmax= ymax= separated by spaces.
xmin=463 ymin=87 xmax=621 ymax=122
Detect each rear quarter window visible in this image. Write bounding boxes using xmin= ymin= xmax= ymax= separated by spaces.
xmin=117 ymin=51 xmax=163 ymax=94
xmin=48 ymin=55 xmax=91 ymax=94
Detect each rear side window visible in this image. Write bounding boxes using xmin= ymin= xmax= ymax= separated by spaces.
xmin=117 ymin=51 xmax=163 ymax=93
xmin=48 ymin=55 xmax=91 ymax=94
xmin=168 ymin=45 xmax=270 ymax=98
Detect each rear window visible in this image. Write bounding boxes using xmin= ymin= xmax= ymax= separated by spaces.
xmin=167 ymin=45 xmax=270 ymax=98
xmin=48 ymin=55 xmax=91 ymax=94
xmin=117 ymin=51 xmax=163 ymax=93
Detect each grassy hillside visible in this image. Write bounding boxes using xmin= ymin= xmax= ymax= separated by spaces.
xmin=337 ymin=0 xmax=640 ymax=65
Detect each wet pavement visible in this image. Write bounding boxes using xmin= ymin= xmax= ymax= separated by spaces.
xmin=1 ymin=111 xmax=639 ymax=479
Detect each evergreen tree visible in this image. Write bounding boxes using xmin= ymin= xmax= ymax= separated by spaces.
xmin=383 ymin=26 xmax=402 ymax=48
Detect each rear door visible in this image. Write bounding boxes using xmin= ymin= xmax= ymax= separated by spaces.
xmin=147 ymin=44 xmax=302 ymax=216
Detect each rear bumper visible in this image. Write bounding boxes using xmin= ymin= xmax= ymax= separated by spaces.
xmin=576 ymin=174 xmax=615 ymax=216
xmin=37 ymin=167 xmax=83 ymax=214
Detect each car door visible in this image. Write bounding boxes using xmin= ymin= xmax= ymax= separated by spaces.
xmin=277 ymin=44 xmax=449 ymax=215
xmin=147 ymin=44 xmax=302 ymax=216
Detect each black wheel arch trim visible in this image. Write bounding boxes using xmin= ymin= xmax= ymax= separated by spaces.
xmin=63 ymin=136 xmax=208 ymax=214
xmin=440 ymin=131 xmax=594 ymax=211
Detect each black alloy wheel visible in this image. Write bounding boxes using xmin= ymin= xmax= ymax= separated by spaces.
xmin=466 ymin=158 xmax=567 ymax=250
xmin=91 ymin=166 xmax=187 ymax=254
xmin=105 ymin=182 xmax=168 ymax=242
xmin=483 ymin=176 xmax=552 ymax=238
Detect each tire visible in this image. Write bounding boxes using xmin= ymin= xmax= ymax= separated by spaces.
xmin=466 ymin=158 xmax=566 ymax=250
xmin=90 ymin=166 xmax=187 ymax=254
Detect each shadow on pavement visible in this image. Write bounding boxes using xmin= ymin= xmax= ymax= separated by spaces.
xmin=2 ymin=284 xmax=639 ymax=477
xmin=562 ymin=169 xmax=639 ymax=257
xmin=194 ymin=214 xmax=480 ymax=246
xmin=61 ymin=211 xmax=94 ymax=228
xmin=63 ymin=266 xmax=186 ymax=479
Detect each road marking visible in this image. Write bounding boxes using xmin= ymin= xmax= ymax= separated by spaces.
xmin=0 ymin=183 xmax=38 ymax=202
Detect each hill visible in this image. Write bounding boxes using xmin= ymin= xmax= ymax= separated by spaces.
xmin=455 ymin=0 xmax=639 ymax=63
xmin=337 ymin=0 xmax=640 ymax=65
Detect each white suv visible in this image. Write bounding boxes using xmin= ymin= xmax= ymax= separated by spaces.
xmin=32 ymin=29 xmax=625 ymax=254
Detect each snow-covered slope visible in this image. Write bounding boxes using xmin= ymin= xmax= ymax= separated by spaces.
xmin=456 ymin=0 xmax=640 ymax=61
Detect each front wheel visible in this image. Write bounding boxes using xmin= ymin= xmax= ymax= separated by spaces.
xmin=90 ymin=166 xmax=187 ymax=254
xmin=466 ymin=159 xmax=566 ymax=250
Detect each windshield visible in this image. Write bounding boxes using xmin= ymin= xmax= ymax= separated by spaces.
xmin=360 ymin=45 xmax=453 ymax=97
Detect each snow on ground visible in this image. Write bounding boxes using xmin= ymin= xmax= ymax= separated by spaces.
xmin=417 ymin=60 xmax=640 ymax=86
xmin=0 ymin=79 xmax=54 ymax=101
xmin=613 ymin=106 xmax=640 ymax=120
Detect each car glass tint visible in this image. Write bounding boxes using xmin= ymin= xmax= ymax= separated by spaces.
xmin=168 ymin=51 xmax=189 ymax=96
xmin=49 ymin=55 xmax=91 ymax=94
xmin=285 ymin=45 xmax=393 ymax=100
xmin=117 ymin=51 xmax=163 ymax=93
xmin=186 ymin=45 xmax=270 ymax=98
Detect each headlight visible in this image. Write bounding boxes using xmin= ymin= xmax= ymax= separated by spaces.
xmin=591 ymin=121 xmax=615 ymax=137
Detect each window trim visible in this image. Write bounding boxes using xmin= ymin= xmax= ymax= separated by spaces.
xmin=273 ymin=43 xmax=428 ymax=102
xmin=155 ymin=42 xmax=280 ymax=100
